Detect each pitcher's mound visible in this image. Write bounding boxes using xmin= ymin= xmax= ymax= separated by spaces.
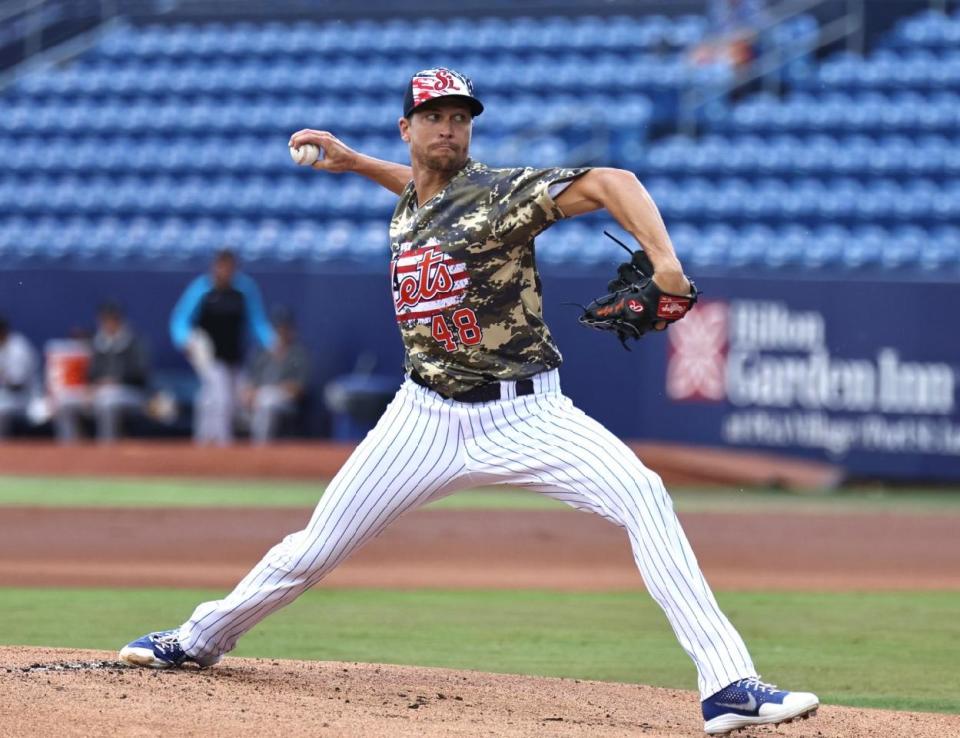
xmin=0 ymin=647 xmax=954 ymax=737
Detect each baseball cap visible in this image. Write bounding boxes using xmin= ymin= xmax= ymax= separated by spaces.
xmin=403 ymin=67 xmax=484 ymax=118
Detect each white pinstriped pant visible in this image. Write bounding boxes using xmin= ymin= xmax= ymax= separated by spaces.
xmin=180 ymin=370 xmax=756 ymax=698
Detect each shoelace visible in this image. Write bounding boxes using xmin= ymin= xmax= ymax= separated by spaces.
xmin=150 ymin=632 xmax=182 ymax=654
xmin=737 ymin=676 xmax=779 ymax=694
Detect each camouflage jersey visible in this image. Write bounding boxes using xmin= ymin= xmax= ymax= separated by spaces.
xmin=389 ymin=158 xmax=589 ymax=396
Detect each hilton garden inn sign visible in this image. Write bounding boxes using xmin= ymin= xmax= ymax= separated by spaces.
xmin=655 ymin=285 xmax=960 ymax=480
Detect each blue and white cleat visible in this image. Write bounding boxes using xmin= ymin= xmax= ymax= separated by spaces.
xmin=119 ymin=629 xmax=203 ymax=669
xmin=702 ymin=677 xmax=818 ymax=735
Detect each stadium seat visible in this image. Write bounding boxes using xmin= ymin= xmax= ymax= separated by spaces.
xmin=1 ymin=9 xmax=957 ymax=273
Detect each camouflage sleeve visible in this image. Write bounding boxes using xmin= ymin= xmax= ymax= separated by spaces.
xmin=490 ymin=167 xmax=590 ymax=245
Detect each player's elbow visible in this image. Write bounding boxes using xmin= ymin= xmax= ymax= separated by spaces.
xmin=596 ymin=167 xmax=640 ymax=185
xmin=591 ymin=168 xmax=642 ymax=199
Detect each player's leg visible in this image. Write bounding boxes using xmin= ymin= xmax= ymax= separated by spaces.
xmin=462 ymin=379 xmax=817 ymax=732
xmin=462 ymin=379 xmax=754 ymax=697
xmin=92 ymin=385 xmax=143 ymax=442
xmin=194 ymin=361 xmax=233 ymax=445
xmin=192 ymin=367 xmax=215 ymax=443
xmin=52 ymin=391 xmax=87 ymax=443
xmin=0 ymin=389 xmax=21 ymax=438
xmin=120 ymin=381 xmax=468 ymax=667
xmin=222 ymin=366 xmax=242 ymax=444
xmin=250 ymin=384 xmax=294 ymax=444
xmin=209 ymin=363 xmax=236 ymax=445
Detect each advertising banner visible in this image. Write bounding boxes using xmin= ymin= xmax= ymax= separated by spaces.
xmin=644 ymin=277 xmax=960 ymax=481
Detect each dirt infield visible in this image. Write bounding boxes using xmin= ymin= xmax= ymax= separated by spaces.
xmin=1 ymin=506 xmax=957 ymax=591
xmin=1 ymin=647 xmax=956 ymax=738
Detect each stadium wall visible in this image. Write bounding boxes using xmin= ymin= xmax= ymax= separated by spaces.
xmin=2 ymin=267 xmax=958 ymax=481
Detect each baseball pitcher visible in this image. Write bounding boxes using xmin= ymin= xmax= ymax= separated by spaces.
xmin=120 ymin=68 xmax=818 ymax=736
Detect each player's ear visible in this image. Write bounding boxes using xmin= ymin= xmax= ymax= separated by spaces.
xmin=398 ymin=116 xmax=411 ymax=143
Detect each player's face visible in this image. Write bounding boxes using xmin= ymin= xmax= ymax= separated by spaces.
xmin=277 ymin=323 xmax=295 ymax=346
xmin=99 ymin=314 xmax=122 ymax=336
xmin=399 ymin=101 xmax=472 ymax=173
xmin=212 ymin=257 xmax=236 ymax=288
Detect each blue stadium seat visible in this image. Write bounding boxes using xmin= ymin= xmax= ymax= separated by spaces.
xmin=885 ymin=9 xmax=960 ymax=52
xmin=0 ymin=11 xmax=955 ymax=270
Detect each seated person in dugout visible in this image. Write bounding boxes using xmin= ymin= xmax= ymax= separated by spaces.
xmin=241 ymin=310 xmax=311 ymax=444
xmin=53 ymin=302 xmax=150 ymax=443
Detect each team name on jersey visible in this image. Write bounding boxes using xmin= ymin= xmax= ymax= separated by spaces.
xmin=391 ymin=241 xmax=471 ymax=323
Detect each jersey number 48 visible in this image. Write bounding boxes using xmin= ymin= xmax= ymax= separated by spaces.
xmin=432 ymin=308 xmax=482 ymax=352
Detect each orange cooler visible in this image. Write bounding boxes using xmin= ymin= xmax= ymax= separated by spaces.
xmin=45 ymin=339 xmax=91 ymax=398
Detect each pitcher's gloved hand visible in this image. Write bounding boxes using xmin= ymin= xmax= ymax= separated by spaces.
xmin=578 ymin=231 xmax=699 ymax=350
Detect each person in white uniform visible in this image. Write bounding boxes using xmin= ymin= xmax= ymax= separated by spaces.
xmin=120 ymin=68 xmax=818 ymax=736
xmin=0 ymin=316 xmax=39 ymax=438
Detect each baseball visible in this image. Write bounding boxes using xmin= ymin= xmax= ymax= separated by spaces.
xmin=289 ymin=143 xmax=320 ymax=166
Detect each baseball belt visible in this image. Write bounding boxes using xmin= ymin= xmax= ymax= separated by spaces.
xmin=410 ymin=370 xmax=535 ymax=403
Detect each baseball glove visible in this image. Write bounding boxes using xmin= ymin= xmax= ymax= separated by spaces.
xmin=578 ymin=231 xmax=699 ymax=350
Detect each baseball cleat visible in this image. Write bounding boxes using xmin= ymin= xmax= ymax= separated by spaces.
xmin=702 ymin=677 xmax=818 ymax=735
xmin=119 ymin=629 xmax=209 ymax=669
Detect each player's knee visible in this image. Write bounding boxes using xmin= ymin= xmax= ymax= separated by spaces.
xmin=627 ymin=461 xmax=667 ymax=495
xmin=269 ymin=530 xmax=340 ymax=579
xmin=643 ymin=469 xmax=666 ymax=492
xmin=621 ymin=469 xmax=671 ymax=510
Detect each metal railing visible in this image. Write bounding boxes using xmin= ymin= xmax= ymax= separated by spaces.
xmin=0 ymin=0 xmax=119 ymax=87
xmin=504 ymin=114 xmax=612 ymax=169
xmin=678 ymin=0 xmax=866 ymax=137
xmin=0 ymin=0 xmax=46 ymax=60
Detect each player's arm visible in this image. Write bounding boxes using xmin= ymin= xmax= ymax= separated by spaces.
xmin=169 ymin=276 xmax=210 ymax=349
xmin=288 ymin=129 xmax=412 ymax=195
xmin=235 ymin=273 xmax=277 ymax=350
xmin=555 ymin=168 xmax=690 ymax=295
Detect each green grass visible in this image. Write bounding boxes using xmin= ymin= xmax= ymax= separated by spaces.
xmin=0 ymin=475 xmax=958 ymax=514
xmin=0 ymin=476 xmax=560 ymax=510
xmin=1 ymin=587 xmax=957 ymax=714
xmin=0 ymin=476 xmax=326 ymax=508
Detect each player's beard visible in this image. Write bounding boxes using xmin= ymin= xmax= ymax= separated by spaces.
xmin=418 ymin=144 xmax=468 ymax=174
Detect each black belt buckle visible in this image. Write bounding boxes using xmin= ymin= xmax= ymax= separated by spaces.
xmin=411 ymin=370 xmax=534 ymax=403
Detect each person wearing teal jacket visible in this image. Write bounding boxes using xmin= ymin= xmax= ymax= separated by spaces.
xmin=170 ymin=249 xmax=275 ymax=445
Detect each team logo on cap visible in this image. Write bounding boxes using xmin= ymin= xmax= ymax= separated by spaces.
xmin=411 ymin=68 xmax=472 ymax=108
